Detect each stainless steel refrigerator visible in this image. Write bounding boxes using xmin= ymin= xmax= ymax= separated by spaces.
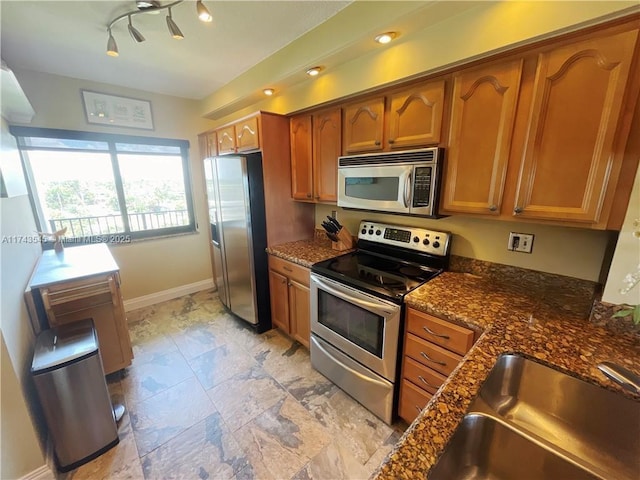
xmin=204 ymin=153 xmax=271 ymax=332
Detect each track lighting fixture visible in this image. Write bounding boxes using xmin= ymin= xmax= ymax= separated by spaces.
xmin=166 ymin=7 xmax=184 ymax=39
xmin=127 ymin=15 xmax=145 ymax=43
xmin=105 ymin=0 xmax=211 ymax=56
xmin=106 ymin=28 xmax=119 ymax=57
xmin=196 ymin=0 xmax=213 ymax=22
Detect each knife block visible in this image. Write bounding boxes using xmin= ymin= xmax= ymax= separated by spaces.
xmin=332 ymin=226 xmax=355 ymax=251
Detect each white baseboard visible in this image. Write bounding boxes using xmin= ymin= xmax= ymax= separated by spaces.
xmin=123 ymin=278 xmax=215 ymax=312
xmin=20 ymin=465 xmax=55 ymax=480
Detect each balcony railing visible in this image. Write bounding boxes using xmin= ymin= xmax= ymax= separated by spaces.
xmin=49 ymin=210 xmax=189 ymax=237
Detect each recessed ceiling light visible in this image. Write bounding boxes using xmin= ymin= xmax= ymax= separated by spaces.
xmin=374 ymin=32 xmax=397 ymax=44
xmin=306 ymin=66 xmax=323 ymax=77
xmin=263 ymin=88 xmax=275 ymax=96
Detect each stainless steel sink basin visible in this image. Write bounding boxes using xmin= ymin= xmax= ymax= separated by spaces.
xmin=429 ymin=413 xmax=598 ymax=480
xmin=468 ymin=354 xmax=640 ymax=480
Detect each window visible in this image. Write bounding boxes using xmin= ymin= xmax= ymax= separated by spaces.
xmin=10 ymin=127 xmax=195 ymax=245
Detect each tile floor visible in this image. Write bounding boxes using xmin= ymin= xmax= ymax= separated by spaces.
xmin=63 ymin=290 xmax=406 ymax=480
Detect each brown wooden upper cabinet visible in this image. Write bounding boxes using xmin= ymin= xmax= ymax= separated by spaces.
xmin=216 ymin=114 xmax=261 ymax=155
xmin=343 ymin=97 xmax=385 ymax=154
xmin=512 ymin=28 xmax=638 ymax=224
xmin=217 ymin=125 xmax=236 ymax=154
xmin=236 ymin=116 xmax=260 ymax=152
xmin=442 ymin=59 xmax=523 ymax=215
xmin=387 ymin=80 xmax=445 ymax=149
xmin=290 ymin=107 xmax=341 ymax=203
xmin=198 ymin=131 xmax=217 ymax=159
xmin=441 ymin=23 xmax=639 ymax=229
xmin=343 ymin=80 xmax=446 ymax=154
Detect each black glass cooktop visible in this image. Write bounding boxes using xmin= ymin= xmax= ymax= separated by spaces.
xmin=311 ymin=250 xmax=441 ymax=302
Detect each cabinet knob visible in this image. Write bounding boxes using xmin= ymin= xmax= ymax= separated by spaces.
xmin=514 ymin=207 xmax=523 ymax=214
xmin=388 ymin=139 xmax=395 ymax=144
xmin=315 ymin=195 xmax=320 ymax=200
xmin=375 ymin=140 xmax=381 ymax=146
xmin=489 ymin=204 xmax=498 ymax=212
xmin=306 ymin=193 xmax=312 ymax=198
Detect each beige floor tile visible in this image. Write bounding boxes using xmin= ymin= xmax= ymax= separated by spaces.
xmin=170 ymin=322 xmax=228 ymax=360
xmin=292 ymin=437 xmax=371 ymax=480
xmin=129 ymin=377 xmax=217 ymax=456
xmin=305 ymin=389 xmax=394 ymax=465
xmin=188 ymin=341 xmax=257 ymax=390
xmin=207 ymin=364 xmax=288 ymax=432
xmin=234 ymin=396 xmax=331 ymax=480
xmin=141 ymin=412 xmax=247 ymax=480
xmin=121 ymin=349 xmax=194 ymax=405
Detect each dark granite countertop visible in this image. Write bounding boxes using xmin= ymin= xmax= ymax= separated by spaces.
xmin=266 ymin=235 xmax=352 ymax=268
xmin=373 ymin=271 xmax=640 ymax=479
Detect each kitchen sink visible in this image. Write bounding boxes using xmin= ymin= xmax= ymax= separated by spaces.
xmin=429 ymin=354 xmax=640 ymax=480
xmin=428 ymin=413 xmax=599 ymax=480
xmin=468 ymin=354 xmax=639 ymax=480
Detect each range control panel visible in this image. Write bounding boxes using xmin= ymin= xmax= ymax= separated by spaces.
xmin=358 ymin=221 xmax=451 ymax=257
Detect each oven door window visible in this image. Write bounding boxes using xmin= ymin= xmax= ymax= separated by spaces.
xmin=317 ymin=289 xmax=384 ymax=358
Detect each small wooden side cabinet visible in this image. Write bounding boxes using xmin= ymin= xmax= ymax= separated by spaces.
xmin=25 ymin=244 xmax=133 ymax=375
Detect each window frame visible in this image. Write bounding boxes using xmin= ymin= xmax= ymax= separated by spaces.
xmin=10 ymin=126 xmax=196 ymax=246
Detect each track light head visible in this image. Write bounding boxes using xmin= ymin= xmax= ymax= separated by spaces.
xmin=106 ymin=28 xmax=119 ymax=56
xmin=128 ymin=15 xmax=146 ymax=43
xmin=166 ymin=8 xmax=184 ymax=39
xmin=197 ymin=0 xmax=212 ymax=22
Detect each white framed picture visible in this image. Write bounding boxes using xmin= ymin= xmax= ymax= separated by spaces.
xmin=81 ymin=90 xmax=154 ymax=130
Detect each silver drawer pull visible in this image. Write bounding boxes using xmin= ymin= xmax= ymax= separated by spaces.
xmin=420 ymin=351 xmax=446 ymax=366
xmin=417 ymin=375 xmax=438 ymax=389
xmin=422 ymin=326 xmax=450 ymax=340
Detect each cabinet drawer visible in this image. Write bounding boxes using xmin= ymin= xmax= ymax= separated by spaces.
xmin=402 ymin=356 xmax=447 ymax=395
xmin=398 ymin=378 xmax=432 ymax=424
xmin=406 ymin=308 xmax=474 ymax=355
xmin=404 ymin=333 xmax=462 ymax=376
xmin=268 ymin=256 xmax=309 ymax=286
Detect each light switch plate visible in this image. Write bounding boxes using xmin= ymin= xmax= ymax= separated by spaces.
xmin=508 ymin=232 xmax=534 ymax=253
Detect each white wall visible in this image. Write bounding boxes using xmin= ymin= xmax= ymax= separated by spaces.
xmin=11 ymin=68 xmax=216 ymax=300
xmin=0 ymin=118 xmax=46 ymax=478
xmin=603 ymin=168 xmax=640 ymax=305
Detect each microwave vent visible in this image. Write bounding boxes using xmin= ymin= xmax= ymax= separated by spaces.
xmin=339 ymin=148 xmax=439 ymax=167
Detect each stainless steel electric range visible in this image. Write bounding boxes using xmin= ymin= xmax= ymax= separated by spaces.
xmin=310 ymin=220 xmax=452 ymax=424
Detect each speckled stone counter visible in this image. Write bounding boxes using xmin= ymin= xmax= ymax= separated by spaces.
xmin=373 ymin=271 xmax=640 ymax=480
xmin=266 ymin=235 xmax=350 ymax=268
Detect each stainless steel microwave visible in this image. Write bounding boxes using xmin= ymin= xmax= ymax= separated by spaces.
xmin=337 ymin=147 xmax=443 ymax=217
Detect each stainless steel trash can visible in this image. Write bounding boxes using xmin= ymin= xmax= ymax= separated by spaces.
xmin=31 ymin=319 xmax=119 ymax=472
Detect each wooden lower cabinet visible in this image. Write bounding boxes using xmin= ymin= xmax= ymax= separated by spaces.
xmin=268 ymin=255 xmax=311 ymax=348
xmin=398 ymin=307 xmax=476 ymax=424
xmin=27 ymin=270 xmax=134 ymax=375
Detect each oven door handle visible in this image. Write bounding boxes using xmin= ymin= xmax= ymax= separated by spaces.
xmin=311 ymin=336 xmax=390 ymax=389
xmin=313 ymin=276 xmax=397 ymax=317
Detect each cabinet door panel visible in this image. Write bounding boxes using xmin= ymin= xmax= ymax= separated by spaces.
xmin=313 ymin=108 xmax=341 ymax=203
xmin=343 ymin=98 xmax=385 ymax=153
xmin=269 ymin=270 xmax=290 ymax=332
xmin=217 ymin=125 xmax=236 ymax=154
xmin=388 ymin=80 xmax=445 ymax=149
xmin=289 ymin=280 xmax=310 ymax=348
xmin=514 ymin=29 xmax=638 ymax=223
xmin=236 ymin=116 xmax=260 ymax=152
xmin=443 ymin=59 xmax=523 ymax=215
xmin=290 ymin=115 xmax=314 ymax=201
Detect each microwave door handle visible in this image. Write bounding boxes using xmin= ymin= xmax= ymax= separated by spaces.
xmin=403 ymin=172 xmax=412 ymax=208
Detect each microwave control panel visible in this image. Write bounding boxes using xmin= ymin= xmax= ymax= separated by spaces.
xmin=412 ymin=166 xmax=432 ymax=207
xmin=358 ymin=221 xmax=450 ymax=257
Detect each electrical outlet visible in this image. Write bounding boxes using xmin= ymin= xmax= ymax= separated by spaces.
xmin=508 ymin=232 xmax=534 ymax=253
